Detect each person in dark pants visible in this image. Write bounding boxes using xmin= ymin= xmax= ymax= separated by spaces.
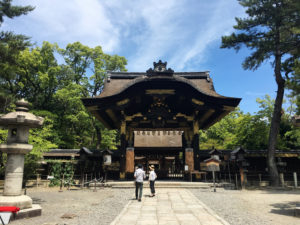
xmin=149 ymin=165 xmax=157 ymax=197
xmin=134 ymin=164 xmax=145 ymax=201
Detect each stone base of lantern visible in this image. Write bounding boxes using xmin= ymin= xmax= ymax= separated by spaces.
xmin=0 ymin=195 xmax=42 ymax=220
xmin=0 ymin=195 xmax=33 ymax=209
xmin=12 ymin=204 xmax=42 ymax=220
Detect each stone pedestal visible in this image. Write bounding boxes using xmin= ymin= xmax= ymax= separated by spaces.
xmin=0 ymin=143 xmax=32 ymax=196
xmin=0 ymin=195 xmax=32 ymax=209
xmin=185 ymin=148 xmax=194 ymax=172
xmin=4 ymin=154 xmax=25 ymax=196
xmin=125 ymin=147 xmax=135 ymax=173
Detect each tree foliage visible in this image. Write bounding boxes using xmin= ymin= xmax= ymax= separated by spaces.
xmin=0 ymin=41 xmax=127 ymax=151
xmin=200 ymin=95 xmax=300 ymax=150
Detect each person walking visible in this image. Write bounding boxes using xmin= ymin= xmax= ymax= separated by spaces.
xmin=134 ymin=164 xmax=146 ymax=201
xmin=149 ymin=165 xmax=157 ymax=197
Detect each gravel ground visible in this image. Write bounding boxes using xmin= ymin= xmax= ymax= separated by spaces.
xmin=10 ymin=187 xmax=133 ymax=225
xmin=7 ymin=187 xmax=300 ymax=225
xmin=190 ymin=188 xmax=300 ymax=225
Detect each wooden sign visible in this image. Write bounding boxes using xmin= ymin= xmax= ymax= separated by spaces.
xmin=206 ymin=164 xmax=220 ymax=171
xmin=204 ymin=158 xmax=221 ymax=172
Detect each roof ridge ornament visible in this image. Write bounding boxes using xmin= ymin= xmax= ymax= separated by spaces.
xmin=146 ymin=60 xmax=174 ymax=76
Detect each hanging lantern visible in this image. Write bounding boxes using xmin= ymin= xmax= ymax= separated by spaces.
xmin=103 ymin=153 xmax=112 ymax=165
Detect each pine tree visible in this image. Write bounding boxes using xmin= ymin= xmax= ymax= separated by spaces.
xmin=0 ymin=0 xmax=34 ymax=112
xmin=221 ymin=0 xmax=300 ymax=186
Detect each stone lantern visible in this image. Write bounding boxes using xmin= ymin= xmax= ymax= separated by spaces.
xmin=231 ymin=147 xmax=248 ymax=189
xmin=0 ymin=99 xmax=43 ymax=213
xmin=209 ymin=148 xmax=222 ymax=160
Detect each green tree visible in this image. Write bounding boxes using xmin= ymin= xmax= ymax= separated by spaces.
xmin=59 ymin=42 xmax=127 ymax=149
xmin=221 ymin=0 xmax=300 ymax=186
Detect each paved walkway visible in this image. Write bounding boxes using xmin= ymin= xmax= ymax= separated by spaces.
xmin=110 ymin=188 xmax=229 ymax=225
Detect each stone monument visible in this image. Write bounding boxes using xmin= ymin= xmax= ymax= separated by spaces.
xmin=0 ymin=99 xmax=44 ymax=218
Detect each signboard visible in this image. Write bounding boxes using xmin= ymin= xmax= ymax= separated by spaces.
xmin=184 ymin=165 xmax=189 ymax=171
xmin=134 ymin=130 xmax=182 ymax=147
xmin=206 ymin=164 xmax=220 ymax=172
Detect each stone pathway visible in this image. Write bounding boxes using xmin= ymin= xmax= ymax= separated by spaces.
xmin=110 ymin=188 xmax=229 ymax=225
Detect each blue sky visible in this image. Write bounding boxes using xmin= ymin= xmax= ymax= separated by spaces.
xmin=3 ymin=0 xmax=283 ymax=114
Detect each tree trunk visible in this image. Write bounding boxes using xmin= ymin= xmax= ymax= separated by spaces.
xmin=267 ymin=53 xmax=285 ymax=186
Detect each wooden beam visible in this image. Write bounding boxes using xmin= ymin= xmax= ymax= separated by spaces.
xmin=145 ymin=89 xmax=175 ymax=95
xmin=191 ymin=98 xmax=204 ymax=106
xmin=117 ymin=98 xmax=130 ymax=106
xmin=105 ymin=109 xmax=120 ymax=127
xmin=203 ymin=110 xmax=230 ymax=129
xmin=198 ymin=109 xmax=215 ymax=127
xmin=91 ymin=111 xmax=113 ymax=129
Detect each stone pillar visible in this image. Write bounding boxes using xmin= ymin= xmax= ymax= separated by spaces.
xmin=125 ymin=147 xmax=134 ymax=173
xmin=185 ymin=148 xmax=194 ymax=172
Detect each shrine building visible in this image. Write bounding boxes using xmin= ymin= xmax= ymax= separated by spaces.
xmin=82 ymin=60 xmax=241 ymax=179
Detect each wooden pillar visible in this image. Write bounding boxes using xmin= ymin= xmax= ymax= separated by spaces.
xmin=193 ymin=120 xmax=200 ymax=171
xmin=125 ymin=147 xmax=134 ymax=173
xmin=119 ymin=121 xmax=127 ymax=179
xmin=181 ymin=132 xmax=186 ymax=174
xmin=240 ymin=168 xmax=245 ymax=189
xmin=185 ymin=148 xmax=194 ymax=172
xmin=193 ymin=134 xmax=200 ymax=171
xmin=184 ymin=129 xmax=194 ymax=172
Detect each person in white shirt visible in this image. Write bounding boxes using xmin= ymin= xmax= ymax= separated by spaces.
xmin=149 ymin=165 xmax=157 ymax=197
xmin=134 ymin=164 xmax=146 ymax=201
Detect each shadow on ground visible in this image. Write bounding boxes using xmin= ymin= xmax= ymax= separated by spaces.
xmin=270 ymin=201 xmax=299 ymax=217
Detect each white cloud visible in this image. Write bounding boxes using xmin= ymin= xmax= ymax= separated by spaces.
xmin=3 ymin=0 xmax=245 ymax=71
xmin=3 ymin=0 xmax=119 ymax=52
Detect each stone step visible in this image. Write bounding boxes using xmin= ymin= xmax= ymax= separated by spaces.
xmin=107 ymin=181 xmax=219 ymax=189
